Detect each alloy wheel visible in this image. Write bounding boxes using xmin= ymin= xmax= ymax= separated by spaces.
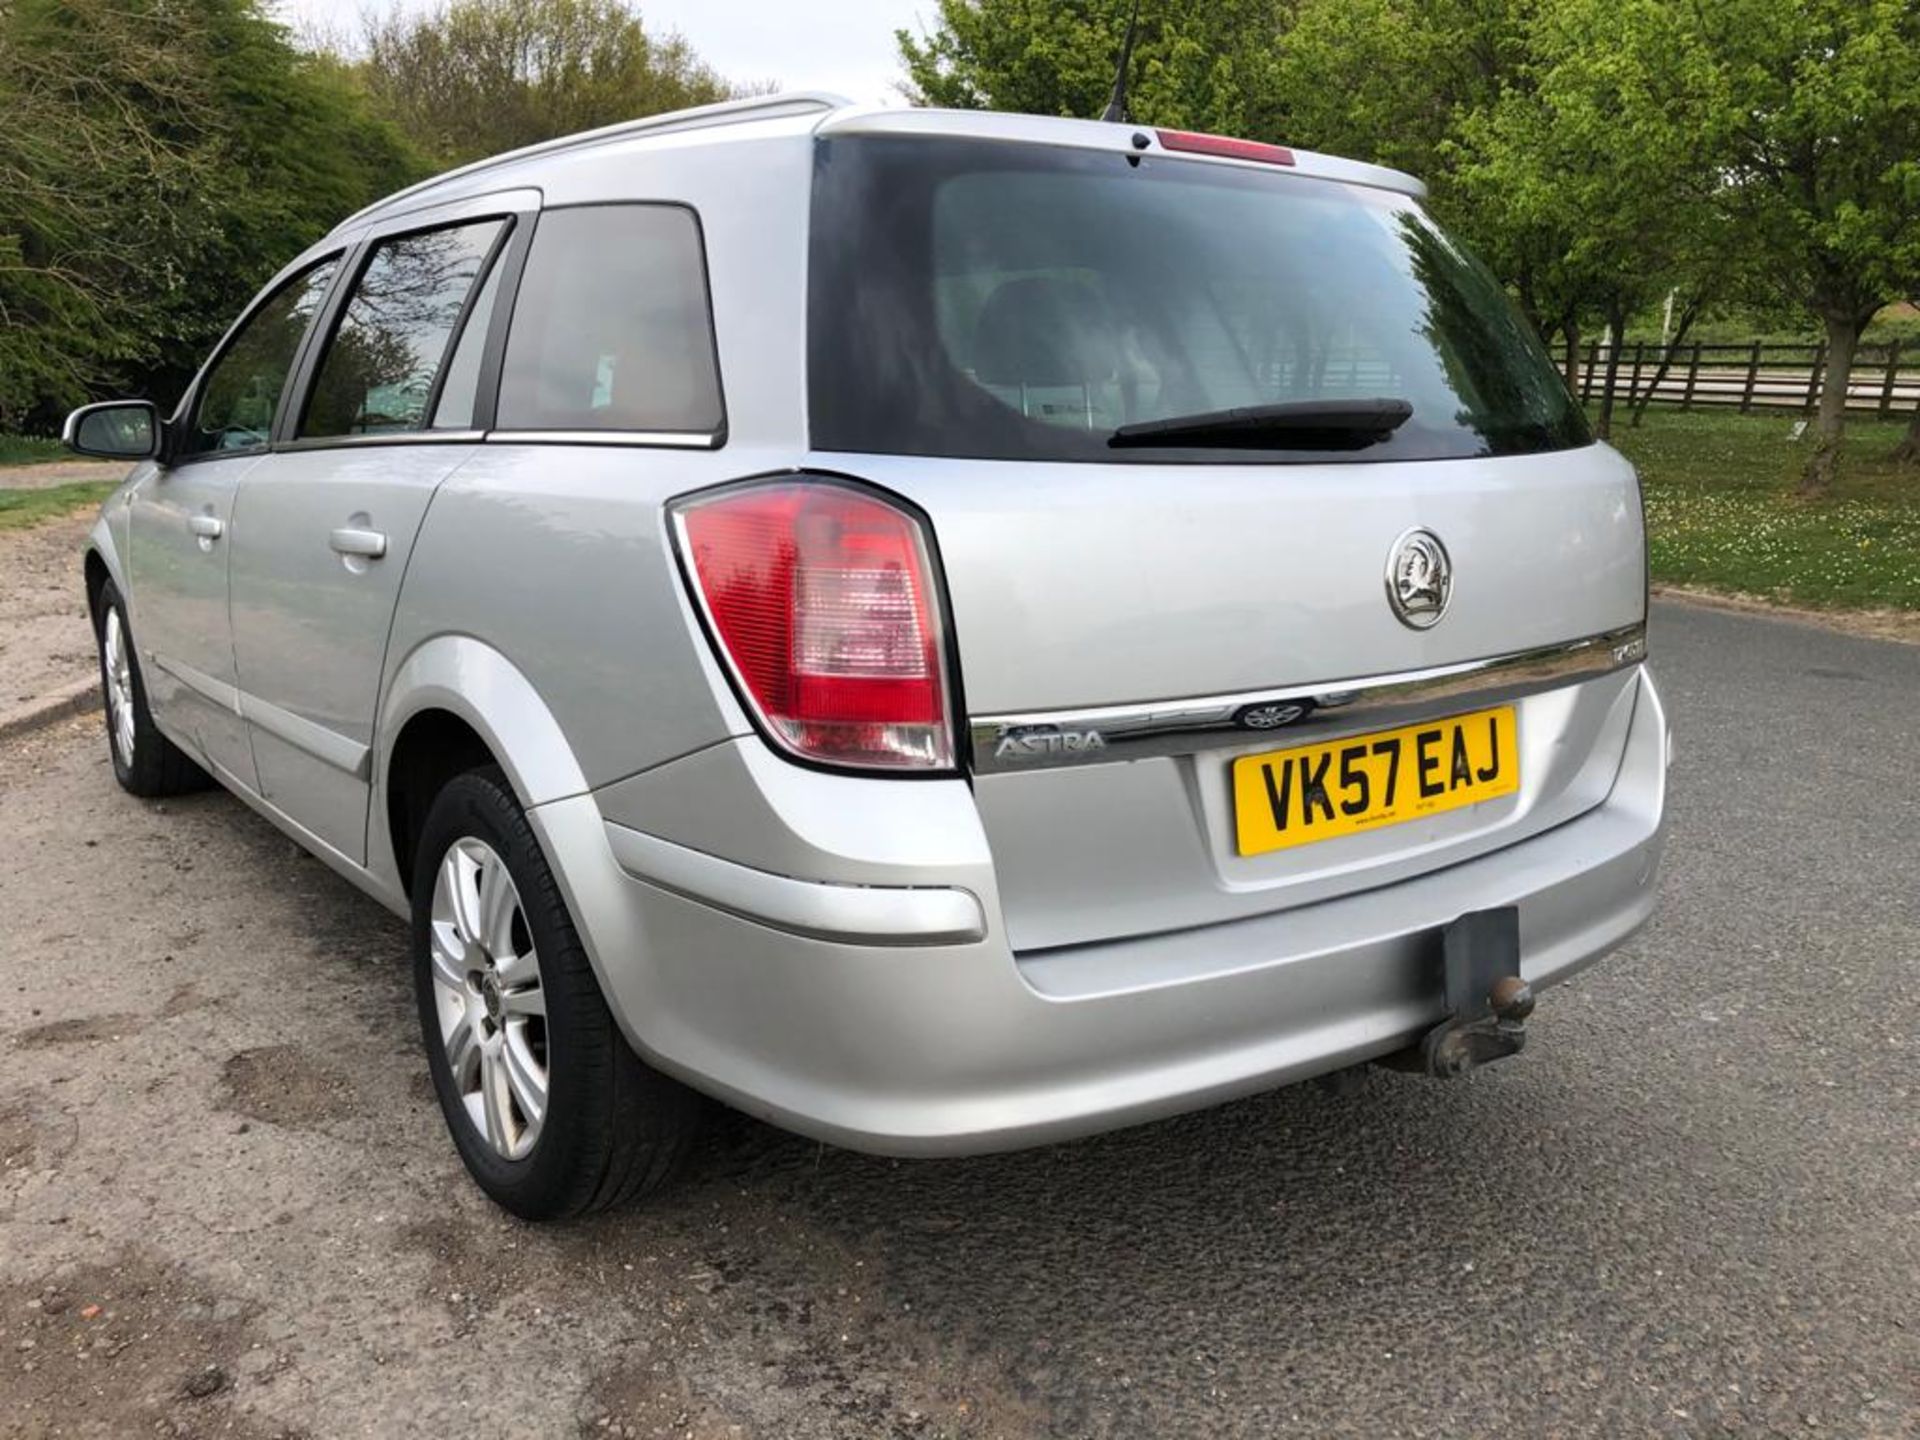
xmin=103 ymin=607 xmax=135 ymax=769
xmin=428 ymin=837 xmax=549 ymax=1160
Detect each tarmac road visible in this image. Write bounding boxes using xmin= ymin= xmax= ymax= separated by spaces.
xmin=1 ymin=600 xmax=1915 ymax=1438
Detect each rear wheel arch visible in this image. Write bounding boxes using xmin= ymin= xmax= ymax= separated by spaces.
xmin=386 ymin=709 xmax=500 ymax=897
xmin=376 ymin=635 xmax=592 ymax=895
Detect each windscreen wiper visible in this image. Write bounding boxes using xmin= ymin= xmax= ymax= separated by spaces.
xmin=1108 ymin=397 xmax=1414 ymax=450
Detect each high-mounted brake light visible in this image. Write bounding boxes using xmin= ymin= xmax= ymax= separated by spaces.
xmin=671 ymin=480 xmax=954 ymax=772
xmin=1155 ymin=129 xmax=1296 ymax=167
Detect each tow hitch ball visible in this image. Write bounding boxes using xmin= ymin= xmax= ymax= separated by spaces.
xmin=1420 ymin=907 xmax=1533 ymax=1079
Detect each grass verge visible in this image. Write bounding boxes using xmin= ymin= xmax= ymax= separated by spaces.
xmin=1605 ymin=408 xmax=1920 ymax=610
xmin=0 ymin=481 xmax=117 ymax=533
xmin=0 ymin=434 xmax=68 ymax=466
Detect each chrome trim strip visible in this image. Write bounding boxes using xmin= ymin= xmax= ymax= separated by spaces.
xmin=605 ymin=823 xmax=987 ymax=946
xmin=273 ymin=430 xmax=484 ymax=453
xmin=239 ymin=691 xmax=371 ymax=780
xmin=485 ymin=429 xmax=722 ymax=450
xmin=969 ymin=623 xmax=1648 ymax=774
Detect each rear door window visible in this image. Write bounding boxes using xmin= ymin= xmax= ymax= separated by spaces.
xmin=496 ymin=205 xmax=724 ymax=436
xmin=299 ymin=219 xmax=506 ymax=439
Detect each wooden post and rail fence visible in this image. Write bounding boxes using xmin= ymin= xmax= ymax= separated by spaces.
xmin=1571 ymin=339 xmax=1920 ymax=419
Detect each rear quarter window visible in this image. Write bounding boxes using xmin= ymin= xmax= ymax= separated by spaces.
xmin=497 ymin=204 xmax=724 ymax=436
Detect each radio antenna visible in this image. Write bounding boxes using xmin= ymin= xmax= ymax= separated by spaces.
xmin=1099 ymin=0 xmax=1143 ymax=124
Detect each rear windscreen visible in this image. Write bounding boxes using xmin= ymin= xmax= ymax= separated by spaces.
xmin=808 ymin=136 xmax=1589 ymax=464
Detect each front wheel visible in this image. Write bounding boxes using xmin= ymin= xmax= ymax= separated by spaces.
xmin=411 ymin=768 xmax=702 ymax=1218
xmin=94 ymin=580 xmax=210 ymax=797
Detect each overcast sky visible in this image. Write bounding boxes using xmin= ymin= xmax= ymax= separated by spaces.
xmin=277 ymin=0 xmax=932 ymax=107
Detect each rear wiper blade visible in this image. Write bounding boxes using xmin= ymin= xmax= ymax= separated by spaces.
xmin=1108 ymin=397 xmax=1414 ymax=450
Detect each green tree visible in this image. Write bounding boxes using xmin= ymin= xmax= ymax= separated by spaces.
xmin=1449 ymin=0 xmax=1736 ymax=438
xmin=1895 ymin=291 xmax=1920 ymax=466
xmin=0 ymin=0 xmax=422 ymax=430
xmin=1699 ymin=0 xmax=1920 ymax=494
xmin=149 ymin=3 xmax=425 ymax=404
xmin=898 ymin=0 xmax=1291 ymax=137
xmin=359 ymin=0 xmax=740 ymax=168
xmin=0 ymin=0 xmax=214 ymax=427
xmin=1274 ymin=0 xmax=1528 ymax=185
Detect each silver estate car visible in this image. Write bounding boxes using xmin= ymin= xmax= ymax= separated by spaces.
xmin=66 ymin=94 xmax=1668 ymax=1218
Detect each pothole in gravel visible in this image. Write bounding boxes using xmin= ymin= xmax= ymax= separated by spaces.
xmin=0 ymin=1100 xmax=37 ymax=1172
xmin=580 ymin=1357 xmax=747 ymax=1439
xmin=13 ymin=1012 xmax=144 ymax=1048
xmin=0 ymin=1092 xmax=76 ymax=1178
xmin=216 ymin=1046 xmax=351 ymax=1131
xmin=398 ymin=1212 xmax=550 ymax=1320
xmin=0 ymin=1249 xmax=303 ymax=1439
xmin=160 ymin=981 xmax=218 ymax=1019
xmin=562 ymin=1192 xmax=1052 ymax=1440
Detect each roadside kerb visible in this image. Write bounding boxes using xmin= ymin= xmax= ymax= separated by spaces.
xmin=0 ymin=673 xmax=99 ymax=743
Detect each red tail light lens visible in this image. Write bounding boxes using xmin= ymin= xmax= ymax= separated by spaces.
xmin=671 ymin=480 xmax=954 ymax=771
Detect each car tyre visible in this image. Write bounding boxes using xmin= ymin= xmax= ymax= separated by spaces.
xmin=94 ymin=579 xmax=211 ymax=797
xmin=411 ymin=767 xmax=702 ymax=1218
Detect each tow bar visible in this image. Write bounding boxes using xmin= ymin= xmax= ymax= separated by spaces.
xmin=1417 ymin=906 xmax=1533 ymax=1078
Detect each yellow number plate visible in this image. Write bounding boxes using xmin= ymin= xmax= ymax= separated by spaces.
xmin=1232 ymin=705 xmax=1519 ymax=857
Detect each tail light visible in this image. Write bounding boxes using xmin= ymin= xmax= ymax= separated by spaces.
xmin=1155 ymin=129 xmax=1296 ymax=167
xmin=670 ymin=479 xmax=955 ymax=772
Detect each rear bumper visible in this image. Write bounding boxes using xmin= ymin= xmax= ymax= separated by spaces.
xmin=532 ymin=669 xmax=1669 ymax=1156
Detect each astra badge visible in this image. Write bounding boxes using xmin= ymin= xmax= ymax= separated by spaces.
xmin=1385 ymin=527 xmax=1452 ymax=630
xmin=993 ymin=725 xmax=1107 ymax=762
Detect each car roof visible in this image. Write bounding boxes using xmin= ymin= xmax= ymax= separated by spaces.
xmin=334 ymin=92 xmax=1426 ymax=234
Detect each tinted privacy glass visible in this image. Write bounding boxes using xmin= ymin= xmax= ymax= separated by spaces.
xmin=497 ymin=205 xmax=722 ymax=434
xmin=809 ymin=138 xmax=1589 ymax=464
xmin=184 ymin=259 xmax=337 ymax=458
xmin=301 ymin=220 xmax=505 ymax=438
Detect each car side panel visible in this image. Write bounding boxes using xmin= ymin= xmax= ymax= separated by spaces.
xmin=379 ymin=135 xmax=814 ymax=800
xmin=125 ymin=456 xmax=264 ymax=787
xmin=86 ymin=473 xmax=137 ymax=611
xmin=380 ymin=442 xmax=777 ymax=798
xmin=229 ymin=443 xmax=481 ymax=863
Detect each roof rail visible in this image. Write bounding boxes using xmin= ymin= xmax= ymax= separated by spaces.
xmin=334 ymin=90 xmax=852 ymax=232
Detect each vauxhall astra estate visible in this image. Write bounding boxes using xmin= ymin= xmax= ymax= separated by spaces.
xmin=66 ymin=94 xmax=1668 ymax=1219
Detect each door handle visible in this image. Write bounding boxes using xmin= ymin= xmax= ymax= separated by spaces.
xmin=329 ymin=527 xmax=388 ymax=559
xmin=187 ymin=513 xmax=223 ymax=540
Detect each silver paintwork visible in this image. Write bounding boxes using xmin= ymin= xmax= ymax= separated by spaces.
xmin=549 ymin=670 xmax=1666 ymax=1153
xmin=429 ymin=837 xmax=548 ymax=1160
xmin=126 ymin=456 xmax=262 ymax=788
xmin=814 ymin=105 xmax=1429 ymax=200
xmin=63 ymin=399 xmax=160 ymax=460
xmin=230 ymin=443 xmax=477 ymax=862
xmin=604 ymin=823 xmax=987 ymax=945
xmin=78 ymin=96 xmax=1668 ymax=1158
xmin=842 ymin=442 xmax=1647 ymax=717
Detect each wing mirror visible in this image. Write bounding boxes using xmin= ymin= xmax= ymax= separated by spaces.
xmin=62 ymin=400 xmax=162 ymax=461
